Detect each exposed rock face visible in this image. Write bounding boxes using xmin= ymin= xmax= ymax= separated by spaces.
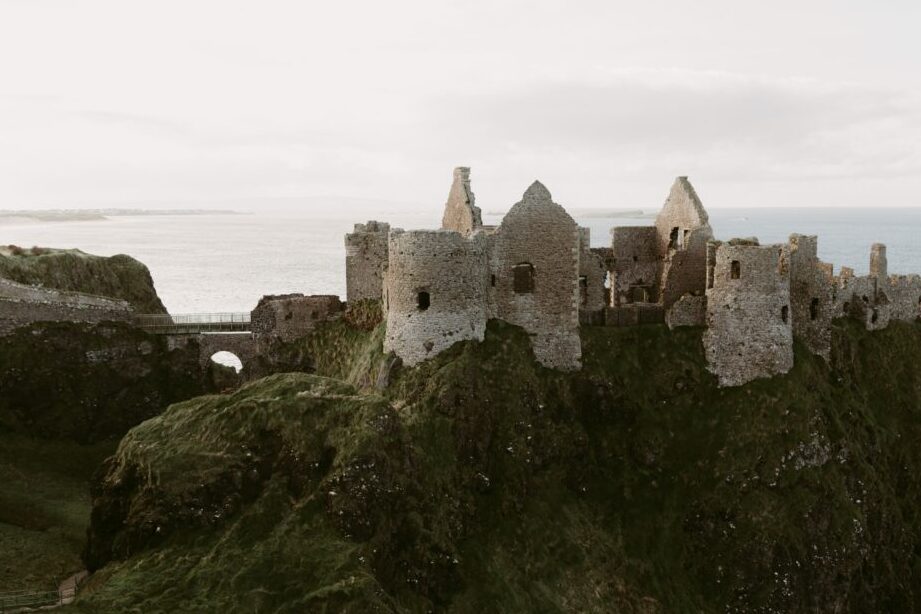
xmin=0 ymin=322 xmax=208 ymax=442
xmin=78 ymin=319 xmax=921 ymax=613
xmin=440 ymin=166 xmax=482 ymax=236
xmin=704 ymin=240 xmax=794 ymax=387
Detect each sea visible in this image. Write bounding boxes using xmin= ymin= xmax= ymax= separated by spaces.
xmin=3 ymin=207 xmax=921 ymax=314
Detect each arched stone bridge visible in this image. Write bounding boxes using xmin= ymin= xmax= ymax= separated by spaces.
xmin=136 ymin=313 xmax=258 ymax=371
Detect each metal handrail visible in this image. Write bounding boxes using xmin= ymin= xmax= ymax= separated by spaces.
xmin=133 ymin=312 xmax=252 ymax=334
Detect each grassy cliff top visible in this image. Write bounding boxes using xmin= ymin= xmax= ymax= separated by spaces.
xmin=73 ymin=316 xmax=921 ymax=612
xmin=0 ymin=247 xmax=166 ymax=313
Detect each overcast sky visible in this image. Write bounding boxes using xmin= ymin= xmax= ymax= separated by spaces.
xmin=1 ymin=0 xmax=920 ymax=211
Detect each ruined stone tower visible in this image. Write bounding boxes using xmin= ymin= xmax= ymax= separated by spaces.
xmin=344 ymin=221 xmax=390 ymax=302
xmin=441 ymin=167 xmax=483 ymax=236
xmin=703 ymin=239 xmax=794 ymax=387
xmin=383 ymin=230 xmax=489 ymax=366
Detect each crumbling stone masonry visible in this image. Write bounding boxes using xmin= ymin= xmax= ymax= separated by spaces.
xmin=655 ymin=177 xmax=714 ymax=309
xmin=788 ymin=234 xmax=835 ymax=359
xmin=703 ymin=239 xmax=794 ymax=387
xmin=383 ymin=229 xmax=489 ymax=366
xmin=345 ymin=221 xmax=390 ymax=302
xmin=251 ymin=294 xmax=344 ymax=343
xmin=490 ymin=182 xmax=582 ymax=370
xmin=578 ymin=228 xmax=608 ymax=323
xmin=441 ymin=166 xmax=483 ymax=236
xmin=343 ymin=167 xmax=919 ymax=385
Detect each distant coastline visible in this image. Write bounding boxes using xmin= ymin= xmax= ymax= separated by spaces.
xmin=0 ymin=209 xmax=242 ymax=225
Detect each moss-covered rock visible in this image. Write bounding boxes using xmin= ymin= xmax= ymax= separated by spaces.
xmin=76 ymin=319 xmax=921 ymax=612
xmin=0 ymin=322 xmax=210 ymax=442
xmin=0 ymin=247 xmax=166 ymax=313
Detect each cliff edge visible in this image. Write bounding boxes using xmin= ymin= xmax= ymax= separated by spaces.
xmin=74 ymin=317 xmax=921 ymax=613
xmin=0 ymin=246 xmax=167 ymax=313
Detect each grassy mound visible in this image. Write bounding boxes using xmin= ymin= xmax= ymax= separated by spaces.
xmin=0 ymin=247 xmax=166 ymax=313
xmin=76 ymin=319 xmax=921 ymax=612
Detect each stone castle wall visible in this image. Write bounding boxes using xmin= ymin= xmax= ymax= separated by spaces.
xmin=655 ymin=177 xmax=714 ymax=309
xmin=788 ymin=234 xmax=835 ymax=359
xmin=251 ymin=293 xmax=343 ymax=342
xmin=704 ymin=241 xmax=794 ymax=387
xmin=383 ymin=230 xmax=489 ymax=366
xmin=345 ymin=221 xmax=390 ymax=302
xmin=441 ymin=167 xmax=482 ymax=236
xmin=491 ymin=182 xmax=581 ymax=371
xmin=609 ymin=226 xmax=659 ymax=306
xmin=578 ymin=227 xmax=607 ymax=315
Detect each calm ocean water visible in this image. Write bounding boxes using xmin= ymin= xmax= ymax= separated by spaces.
xmin=3 ymin=207 xmax=920 ymax=314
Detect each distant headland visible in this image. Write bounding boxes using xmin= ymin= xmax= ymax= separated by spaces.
xmin=0 ymin=209 xmax=242 ymax=225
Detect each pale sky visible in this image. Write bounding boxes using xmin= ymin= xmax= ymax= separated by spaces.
xmin=1 ymin=0 xmax=920 ymax=210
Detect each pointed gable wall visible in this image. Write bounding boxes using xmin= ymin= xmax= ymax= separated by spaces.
xmin=655 ymin=177 xmax=715 ymax=308
xmin=491 ymin=181 xmax=581 ymax=370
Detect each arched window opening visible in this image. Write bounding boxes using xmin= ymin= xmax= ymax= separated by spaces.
xmin=810 ymin=298 xmax=819 ymax=321
xmin=730 ymin=260 xmax=741 ymax=280
xmin=490 ymin=274 xmax=496 ymax=287
xmin=578 ymin=276 xmax=588 ymax=306
xmin=417 ymin=291 xmax=430 ymax=311
xmin=210 ymin=351 xmax=243 ymax=374
xmin=781 ymin=305 xmax=789 ymax=324
xmin=683 ymin=229 xmax=690 ymax=249
xmin=513 ymin=263 xmax=535 ymax=294
xmin=871 ymin=309 xmax=879 ymax=324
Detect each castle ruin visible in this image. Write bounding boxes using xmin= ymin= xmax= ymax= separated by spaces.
xmin=347 ymin=167 xmax=921 ymax=386
xmin=3 ymin=168 xmax=919 ymax=389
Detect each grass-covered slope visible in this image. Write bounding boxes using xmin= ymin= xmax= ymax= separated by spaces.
xmin=0 ymin=246 xmax=166 ymax=313
xmin=0 ymin=434 xmax=114 ymax=592
xmin=77 ymin=318 xmax=921 ymax=612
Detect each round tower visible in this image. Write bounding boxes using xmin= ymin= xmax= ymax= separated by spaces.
xmin=383 ymin=229 xmax=488 ymax=366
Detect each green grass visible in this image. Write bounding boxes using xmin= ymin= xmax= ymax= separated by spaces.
xmin=0 ymin=248 xmax=166 ymax=313
xmin=0 ymin=434 xmax=114 ymax=592
xmin=13 ymin=316 xmax=921 ymax=612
